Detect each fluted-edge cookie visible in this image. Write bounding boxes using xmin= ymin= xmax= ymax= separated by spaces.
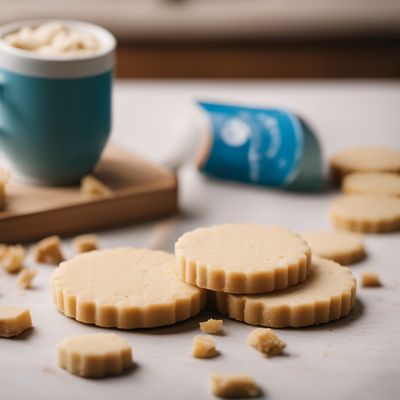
xmin=342 ymin=172 xmax=400 ymax=197
xmin=51 ymin=247 xmax=206 ymax=329
xmin=330 ymin=194 xmax=400 ymax=233
xmin=215 ymin=256 xmax=356 ymax=328
xmin=302 ymin=230 xmax=365 ymax=265
xmin=330 ymin=146 xmax=400 ymax=183
xmin=57 ymin=333 xmax=132 ymax=378
xmin=175 ymin=224 xmax=311 ymax=294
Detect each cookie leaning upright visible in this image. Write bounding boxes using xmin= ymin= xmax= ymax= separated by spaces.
xmin=175 ymin=224 xmax=311 ymax=294
xmin=51 ymin=247 xmax=206 ymax=329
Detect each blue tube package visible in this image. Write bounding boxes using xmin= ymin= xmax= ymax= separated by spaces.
xmin=197 ymin=101 xmax=323 ymax=192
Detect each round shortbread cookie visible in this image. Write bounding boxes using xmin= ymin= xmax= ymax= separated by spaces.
xmin=330 ymin=194 xmax=400 ymax=233
xmin=330 ymin=146 xmax=400 ymax=183
xmin=342 ymin=172 xmax=400 ymax=197
xmin=57 ymin=333 xmax=132 ymax=378
xmin=302 ymin=230 xmax=365 ymax=265
xmin=175 ymin=224 xmax=311 ymax=294
xmin=215 ymin=256 xmax=356 ymax=328
xmin=51 ymin=247 xmax=206 ymax=329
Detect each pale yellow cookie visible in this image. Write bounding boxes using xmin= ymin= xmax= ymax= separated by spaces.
xmin=57 ymin=333 xmax=132 ymax=378
xmin=211 ymin=373 xmax=260 ymax=399
xmin=215 ymin=256 xmax=356 ymax=328
xmin=302 ymin=230 xmax=365 ymax=265
xmin=342 ymin=172 xmax=400 ymax=197
xmin=247 ymin=328 xmax=286 ymax=357
xmin=51 ymin=247 xmax=206 ymax=329
xmin=330 ymin=146 xmax=400 ymax=183
xmin=175 ymin=224 xmax=311 ymax=294
xmin=0 ymin=305 xmax=32 ymax=337
xmin=330 ymin=194 xmax=400 ymax=233
xmin=200 ymin=318 xmax=223 ymax=334
xmin=192 ymin=335 xmax=218 ymax=359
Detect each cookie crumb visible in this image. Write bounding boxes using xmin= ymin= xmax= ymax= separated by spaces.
xmin=34 ymin=235 xmax=64 ymax=264
xmin=16 ymin=268 xmax=37 ymax=289
xmin=361 ymin=272 xmax=382 ymax=287
xmin=211 ymin=373 xmax=260 ymax=398
xmin=247 ymin=328 xmax=286 ymax=357
xmin=192 ymin=335 xmax=218 ymax=359
xmin=1 ymin=245 xmax=26 ymax=273
xmin=80 ymin=175 xmax=112 ymax=197
xmin=200 ymin=318 xmax=223 ymax=334
xmin=73 ymin=234 xmax=98 ymax=253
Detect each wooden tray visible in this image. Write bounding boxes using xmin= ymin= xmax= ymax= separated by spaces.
xmin=0 ymin=145 xmax=178 ymax=243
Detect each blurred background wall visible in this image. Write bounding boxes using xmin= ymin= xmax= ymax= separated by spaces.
xmin=1 ymin=0 xmax=400 ymax=78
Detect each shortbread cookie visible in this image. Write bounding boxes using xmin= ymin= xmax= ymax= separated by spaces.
xmin=247 ymin=328 xmax=286 ymax=357
xmin=302 ymin=230 xmax=365 ymax=265
xmin=57 ymin=333 xmax=132 ymax=378
xmin=16 ymin=268 xmax=37 ymax=289
xmin=330 ymin=146 xmax=400 ymax=183
xmin=330 ymin=194 xmax=400 ymax=233
xmin=361 ymin=272 xmax=382 ymax=287
xmin=192 ymin=335 xmax=218 ymax=359
xmin=215 ymin=256 xmax=356 ymax=328
xmin=342 ymin=172 xmax=400 ymax=197
xmin=34 ymin=235 xmax=64 ymax=264
xmin=52 ymin=247 xmax=206 ymax=329
xmin=73 ymin=234 xmax=98 ymax=253
xmin=200 ymin=318 xmax=223 ymax=334
xmin=211 ymin=373 xmax=260 ymax=399
xmin=0 ymin=305 xmax=32 ymax=337
xmin=175 ymin=224 xmax=311 ymax=294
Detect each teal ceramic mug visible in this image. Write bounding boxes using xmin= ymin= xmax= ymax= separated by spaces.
xmin=0 ymin=20 xmax=116 ymax=184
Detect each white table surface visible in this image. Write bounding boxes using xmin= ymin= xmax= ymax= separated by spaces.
xmin=1 ymin=80 xmax=400 ymax=400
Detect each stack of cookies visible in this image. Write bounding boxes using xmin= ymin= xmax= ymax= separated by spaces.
xmin=51 ymin=223 xmax=356 ymax=329
xmin=330 ymin=145 xmax=400 ymax=233
xmin=175 ymin=224 xmax=356 ymax=328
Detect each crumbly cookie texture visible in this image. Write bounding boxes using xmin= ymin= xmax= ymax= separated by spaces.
xmin=211 ymin=373 xmax=260 ymax=399
xmin=34 ymin=235 xmax=64 ymax=264
xmin=16 ymin=268 xmax=37 ymax=289
xmin=215 ymin=256 xmax=356 ymax=328
xmin=57 ymin=334 xmax=132 ymax=378
xmin=192 ymin=335 xmax=218 ymax=359
xmin=330 ymin=194 xmax=400 ymax=233
xmin=0 ymin=168 xmax=10 ymax=209
xmin=247 ymin=328 xmax=286 ymax=357
xmin=80 ymin=175 xmax=112 ymax=197
xmin=302 ymin=230 xmax=365 ymax=265
xmin=73 ymin=234 xmax=98 ymax=253
xmin=1 ymin=245 xmax=26 ymax=273
xmin=175 ymin=224 xmax=311 ymax=294
xmin=361 ymin=272 xmax=382 ymax=287
xmin=0 ymin=305 xmax=32 ymax=337
xmin=330 ymin=146 xmax=400 ymax=183
xmin=200 ymin=318 xmax=223 ymax=335
xmin=51 ymin=247 xmax=206 ymax=329
xmin=342 ymin=172 xmax=400 ymax=197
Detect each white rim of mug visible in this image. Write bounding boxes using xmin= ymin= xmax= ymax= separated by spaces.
xmin=0 ymin=19 xmax=116 ymax=78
